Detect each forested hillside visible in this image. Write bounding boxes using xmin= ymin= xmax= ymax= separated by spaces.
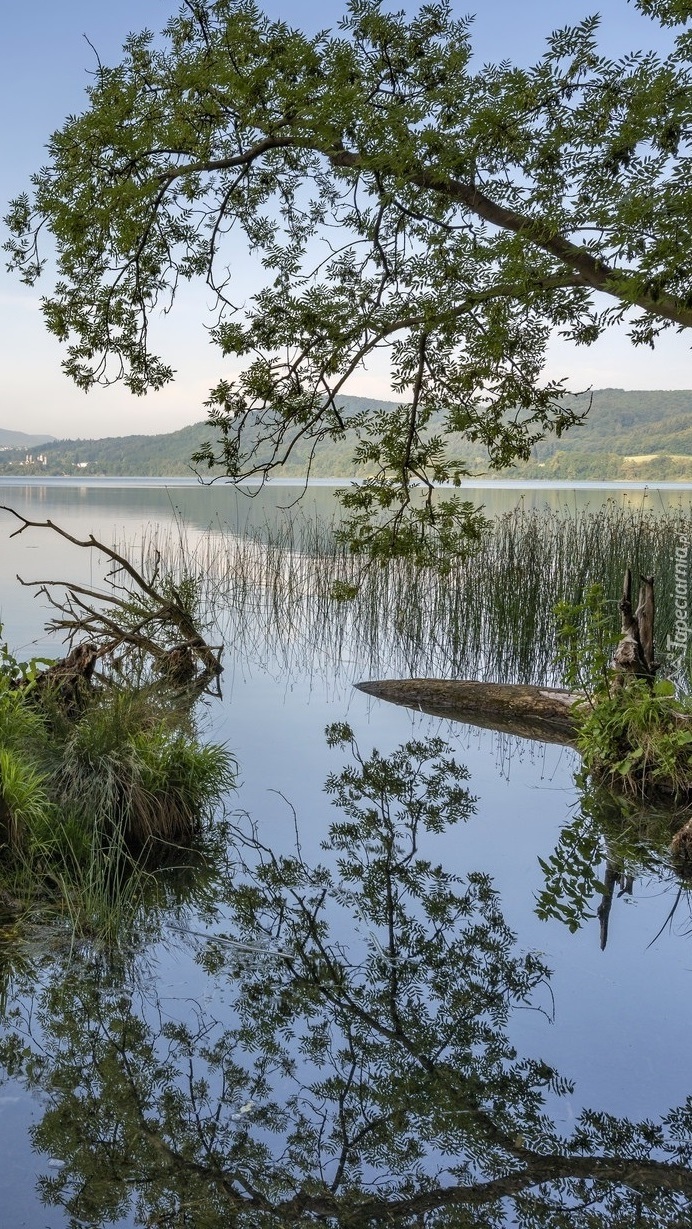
xmin=2 ymin=391 xmax=692 ymax=481
xmin=0 ymin=397 xmax=394 ymax=478
xmin=520 ymin=389 xmax=692 ymax=480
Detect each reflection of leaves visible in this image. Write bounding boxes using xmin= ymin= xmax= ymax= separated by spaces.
xmin=536 ymin=774 xmax=681 ymax=935
xmin=535 ymin=807 xmax=604 ymax=931
xmin=1 ymin=734 xmax=692 ymax=1225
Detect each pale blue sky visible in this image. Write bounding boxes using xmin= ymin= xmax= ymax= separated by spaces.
xmin=1 ymin=1 xmax=688 ymax=439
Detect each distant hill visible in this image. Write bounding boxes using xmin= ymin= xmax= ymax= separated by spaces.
xmin=436 ymin=389 xmax=692 ymax=481
xmin=514 ymin=389 xmax=692 ymax=481
xmin=0 ymin=427 xmax=56 ymax=449
xmin=0 ymin=396 xmax=399 ymax=478
xmin=3 ymin=390 xmax=692 ymax=481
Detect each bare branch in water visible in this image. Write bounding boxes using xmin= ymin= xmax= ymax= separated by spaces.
xmin=1 ymin=506 xmax=223 ymax=694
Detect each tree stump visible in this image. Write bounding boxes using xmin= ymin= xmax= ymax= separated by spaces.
xmin=612 ymin=568 xmax=657 ymax=681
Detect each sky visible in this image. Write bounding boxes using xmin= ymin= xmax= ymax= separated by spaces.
xmin=0 ymin=0 xmax=689 ymax=441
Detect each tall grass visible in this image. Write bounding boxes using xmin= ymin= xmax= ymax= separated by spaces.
xmin=129 ymin=501 xmax=692 ymax=688
xmin=0 ymin=681 xmax=236 ymax=944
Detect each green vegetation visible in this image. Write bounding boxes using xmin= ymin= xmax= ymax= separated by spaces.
xmin=0 ymin=396 xmax=392 ymax=478
xmin=0 ymin=511 xmax=234 ymax=939
xmin=515 ymin=389 xmax=692 ymax=480
xmin=0 ymin=643 xmax=234 ymax=937
xmin=4 ymin=388 xmax=692 ymax=482
xmin=2 ymin=490 xmax=692 ymax=1213
xmin=556 ymin=584 xmax=692 ymax=801
xmin=7 ymin=1 xmax=692 ymax=558
xmin=171 ymin=500 xmax=692 ymax=689
xmin=574 ymin=677 xmax=692 ymax=799
xmin=534 ymin=780 xmax=677 ymax=934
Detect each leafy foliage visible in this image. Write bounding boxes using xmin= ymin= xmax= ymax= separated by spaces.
xmin=6 ymin=1 xmax=692 ymax=557
xmin=2 ymin=729 xmax=692 ymax=1225
xmin=555 ymin=583 xmax=620 ymax=702
xmin=578 ymin=676 xmax=692 ymax=797
xmin=535 ymin=775 xmax=680 ymax=934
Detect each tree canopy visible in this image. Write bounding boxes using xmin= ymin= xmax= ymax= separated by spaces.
xmin=5 ymin=0 xmax=692 ymax=560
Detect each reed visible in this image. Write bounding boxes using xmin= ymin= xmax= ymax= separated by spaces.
xmin=131 ymin=501 xmax=692 ymax=689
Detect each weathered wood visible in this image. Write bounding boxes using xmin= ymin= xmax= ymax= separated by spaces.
xmin=636 ymin=574 xmax=656 ymax=675
xmin=612 ymin=569 xmax=657 ymax=679
xmin=31 ymin=641 xmax=99 ymax=717
xmin=671 ymin=818 xmax=692 ymax=876
xmin=355 ymin=679 xmax=581 ymax=745
xmin=2 ymin=505 xmax=224 ymax=694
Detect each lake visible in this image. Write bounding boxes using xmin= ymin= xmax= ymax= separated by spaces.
xmin=0 ymin=477 xmax=691 ymax=1227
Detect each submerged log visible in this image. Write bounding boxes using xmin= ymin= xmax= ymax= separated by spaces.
xmin=355 ymin=679 xmax=581 ymax=745
xmin=357 ymin=569 xmax=660 ymax=747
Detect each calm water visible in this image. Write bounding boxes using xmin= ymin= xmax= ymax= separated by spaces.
xmin=1 ymin=478 xmax=692 ymax=1226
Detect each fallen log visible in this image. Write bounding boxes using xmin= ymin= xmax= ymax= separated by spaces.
xmin=355 ymin=679 xmax=581 ymax=746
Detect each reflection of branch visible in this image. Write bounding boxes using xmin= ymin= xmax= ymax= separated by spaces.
xmin=10 ymin=719 xmax=692 ymax=1227
xmin=597 ymin=861 xmax=620 ymax=951
xmin=272 ymin=881 xmax=530 ymax=1165
xmin=304 ymin=1152 xmax=692 ymax=1218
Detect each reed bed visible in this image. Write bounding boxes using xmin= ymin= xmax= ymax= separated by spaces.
xmin=127 ymin=501 xmax=692 ymax=689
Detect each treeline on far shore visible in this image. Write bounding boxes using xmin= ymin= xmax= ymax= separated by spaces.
xmin=3 ymin=388 xmax=692 ymax=482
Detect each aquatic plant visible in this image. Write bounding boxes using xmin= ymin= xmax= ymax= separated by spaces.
xmin=555 ymin=583 xmax=692 ymax=800
xmin=42 ymin=689 xmax=235 ymax=851
xmin=133 ymin=498 xmax=692 ymax=689
xmin=0 ymin=680 xmax=235 ymax=939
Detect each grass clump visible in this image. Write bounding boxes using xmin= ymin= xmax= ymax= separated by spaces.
xmin=0 ymin=667 xmax=53 ymax=851
xmin=50 ymin=689 xmax=235 ymax=852
xmin=575 ymin=679 xmax=692 ymax=801
xmin=0 ymin=632 xmax=235 ymax=937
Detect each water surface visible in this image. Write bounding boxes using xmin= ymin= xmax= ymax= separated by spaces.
xmin=0 ymin=479 xmax=691 ymax=1226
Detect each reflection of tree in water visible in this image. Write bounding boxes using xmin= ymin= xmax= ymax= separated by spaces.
xmin=536 ymin=777 xmax=692 ymax=949
xmin=1 ymin=729 xmax=692 ymax=1226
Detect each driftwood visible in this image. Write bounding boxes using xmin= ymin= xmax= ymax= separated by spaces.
xmin=355 ymin=679 xmax=581 ymax=746
xmin=2 ymin=507 xmax=223 ymax=695
xmin=31 ymin=642 xmax=99 ymax=717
